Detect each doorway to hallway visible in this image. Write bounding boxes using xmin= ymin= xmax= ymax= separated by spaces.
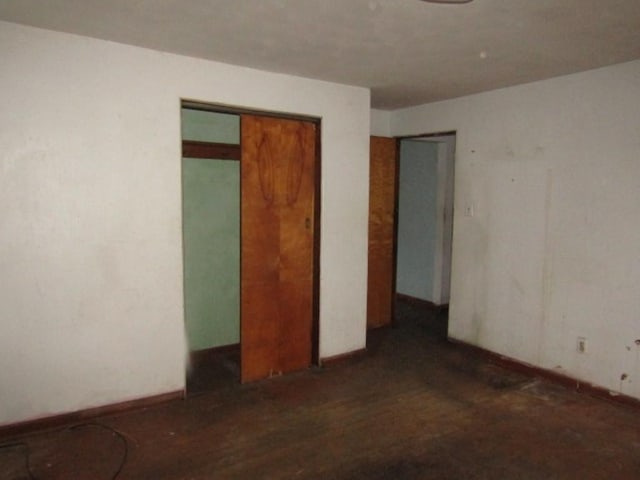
xmin=396 ymin=133 xmax=456 ymax=309
xmin=366 ymin=132 xmax=456 ymax=338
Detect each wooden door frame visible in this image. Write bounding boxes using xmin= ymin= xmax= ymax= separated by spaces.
xmin=181 ymin=100 xmax=322 ymax=370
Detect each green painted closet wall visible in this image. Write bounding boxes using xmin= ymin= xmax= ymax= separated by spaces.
xmin=182 ymin=109 xmax=240 ymax=351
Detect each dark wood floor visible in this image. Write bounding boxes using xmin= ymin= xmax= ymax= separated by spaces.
xmin=2 ymin=300 xmax=640 ymax=479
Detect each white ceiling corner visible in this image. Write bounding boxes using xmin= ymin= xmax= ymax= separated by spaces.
xmin=1 ymin=0 xmax=639 ymax=109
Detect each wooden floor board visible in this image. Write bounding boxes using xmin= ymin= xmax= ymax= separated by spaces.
xmin=2 ymin=300 xmax=640 ymax=479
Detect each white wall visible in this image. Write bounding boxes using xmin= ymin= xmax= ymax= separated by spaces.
xmin=0 ymin=21 xmax=370 ymax=425
xmin=391 ymin=60 xmax=640 ymax=400
xmin=370 ymin=109 xmax=392 ymax=137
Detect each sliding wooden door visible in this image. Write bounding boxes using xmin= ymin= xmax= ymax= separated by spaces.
xmin=240 ymin=115 xmax=316 ymax=382
xmin=367 ymin=136 xmax=397 ymax=329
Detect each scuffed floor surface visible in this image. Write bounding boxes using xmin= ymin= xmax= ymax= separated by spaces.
xmin=2 ymin=301 xmax=640 ymax=479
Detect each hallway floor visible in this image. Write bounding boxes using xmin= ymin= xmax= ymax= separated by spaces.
xmin=2 ymin=301 xmax=640 ymax=479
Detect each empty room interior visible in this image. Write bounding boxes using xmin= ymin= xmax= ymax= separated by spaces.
xmin=1 ymin=1 xmax=640 ymax=478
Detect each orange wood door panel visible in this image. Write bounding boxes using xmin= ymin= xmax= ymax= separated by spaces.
xmin=241 ymin=115 xmax=316 ymax=383
xmin=367 ymin=136 xmax=397 ymax=329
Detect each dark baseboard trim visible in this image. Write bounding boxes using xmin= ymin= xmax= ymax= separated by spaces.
xmin=396 ymin=293 xmax=449 ymax=312
xmin=189 ymin=343 xmax=240 ymax=365
xmin=0 ymin=390 xmax=184 ymax=440
xmin=321 ymin=348 xmax=368 ymax=367
xmin=449 ymin=337 xmax=640 ymax=411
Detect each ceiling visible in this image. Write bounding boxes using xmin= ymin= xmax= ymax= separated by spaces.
xmin=1 ymin=0 xmax=640 ymax=109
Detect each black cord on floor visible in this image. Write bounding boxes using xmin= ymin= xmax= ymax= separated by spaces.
xmin=0 ymin=422 xmax=128 ymax=480
xmin=68 ymin=423 xmax=129 ymax=479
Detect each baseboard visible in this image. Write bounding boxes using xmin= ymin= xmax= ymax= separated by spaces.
xmin=396 ymin=293 xmax=448 ymax=312
xmin=189 ymin=343 xmax=240 ymax=365
xmin=321 ymin=348 xmax=368 ymax=367
xmin=449 ymin=337 xmax=640 ymax=410
xmin=0 ymin=390 xmax=184 ymax=440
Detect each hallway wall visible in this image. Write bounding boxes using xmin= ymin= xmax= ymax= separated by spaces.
xmin=396 ymin=140 xmax=439 ymax=302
